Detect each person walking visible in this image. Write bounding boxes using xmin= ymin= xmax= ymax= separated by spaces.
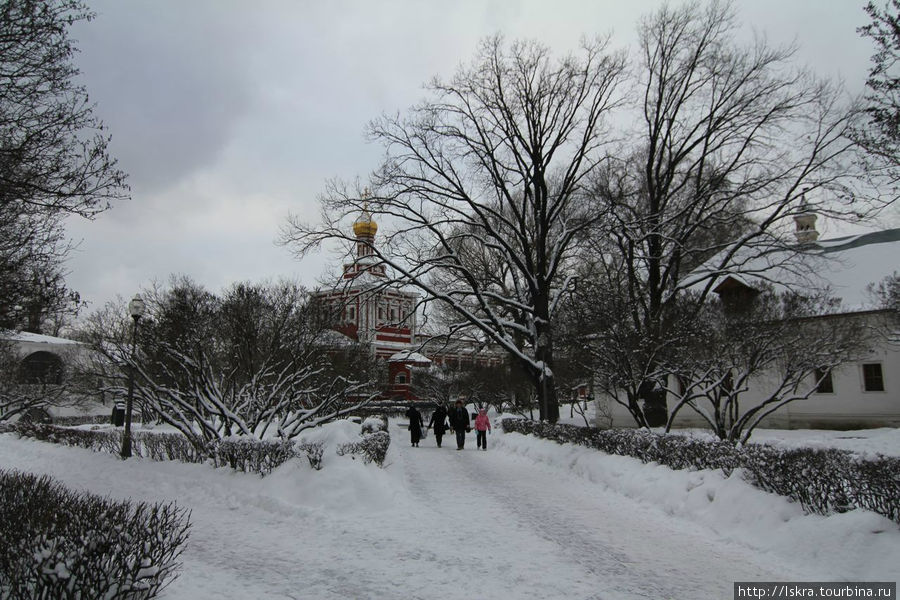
xmin=474 ymin=408 xmax=491 ymax=450
xmin=448 ymin=399 xmax=470 ymax=451
xmin=405 ymin=404 xmax=424 ymax=447
xmin=427 ymin=402 xmax=448 ymax=448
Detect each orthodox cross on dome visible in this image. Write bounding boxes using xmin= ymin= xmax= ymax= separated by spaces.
xmin=344 ymin=186 xmax=385 ymax=279
xmin=353 ymin=187 xmax=378 ymax=240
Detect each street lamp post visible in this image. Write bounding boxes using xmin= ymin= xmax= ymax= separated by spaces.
xmin=120 ymin=293 xmax=146 ymax=459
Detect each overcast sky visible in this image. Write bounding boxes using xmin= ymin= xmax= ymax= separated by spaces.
xmin=64 ymin=0 xmax=880 ymax=314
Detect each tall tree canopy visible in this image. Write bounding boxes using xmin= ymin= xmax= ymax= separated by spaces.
xmin=283 ymin=36 xmax=627 ymax=422
xmin=285 ymin=3 xmax=891 ymax=425
xmin=857 ymin=0 xmax=900 ymax=178
xmin=0 ymin=0 xmax=127 ymax=332
xmin=568 ymin=0 xmax=881 ymax=426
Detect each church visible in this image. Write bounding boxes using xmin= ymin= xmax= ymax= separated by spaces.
xmin=311 ymin=203 xmax=501 ymax=402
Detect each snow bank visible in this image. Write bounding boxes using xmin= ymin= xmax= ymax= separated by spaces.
xmin=263 ymin=419 xmax=403 ymax=513
xmin=494 ymin=431 xmax=900 ymax=580
xmin=666 ymin=427 xmax=900 ymax=457
xmin=294 ymin=418 xmax=363 ymax=451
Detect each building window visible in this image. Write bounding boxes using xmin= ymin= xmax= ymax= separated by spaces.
xmin=390 ymin=307 xmax=397 ymax=322
xmin=862 ymin=363 xmax=885 ymax=392
xmin=814 ymin=368 xmax=834 ymax=394
xmin=395 ymin=373 xmax=407 ymax=384
xmin=348 ymin=306 xmax=356 ymax=322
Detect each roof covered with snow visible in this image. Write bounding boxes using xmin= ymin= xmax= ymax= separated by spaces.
xmin=688 ymin=228 xmax=900 ymax=311
xmin=1 ymin=330 xmax=81 ymax=346
xmin=388 ymin=350 xmax=431 ymax=364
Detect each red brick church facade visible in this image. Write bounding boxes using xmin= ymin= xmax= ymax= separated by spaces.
xmin=311 ymin=206 xmax=425 ymax=400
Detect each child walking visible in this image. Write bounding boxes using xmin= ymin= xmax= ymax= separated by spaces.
xmin=474 ymin=408 xmax=491 ymax=450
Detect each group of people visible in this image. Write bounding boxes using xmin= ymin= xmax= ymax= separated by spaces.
xmin=404 ymin=400 xmax=492 ymax=450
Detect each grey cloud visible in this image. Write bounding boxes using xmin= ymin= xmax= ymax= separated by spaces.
xmin=73 ymin=1 xmax=259 ymax=196
xmin=62 ymin=0 xmax=876 ymax=314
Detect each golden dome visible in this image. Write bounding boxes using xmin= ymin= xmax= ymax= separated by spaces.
xmin=353 ymin=210 xmax=378 ymax=238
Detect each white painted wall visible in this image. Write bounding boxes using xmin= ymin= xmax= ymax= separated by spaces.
xmin=595 ymin=319 xmax=900 ymax=431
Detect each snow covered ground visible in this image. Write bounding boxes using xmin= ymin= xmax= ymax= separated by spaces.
xmin=1 ymin=421 xmax=897 ymax=599
xmin=666 ymin=426 xmax=900 ymax=457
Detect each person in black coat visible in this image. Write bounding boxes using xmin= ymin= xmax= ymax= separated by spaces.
xmin=405 ymin=404 xmax=424 ymax=447
xmin=448 ymin=399 xmax=470 ymax=450
xmin=427 ymin=402 xmax=449 ymax=448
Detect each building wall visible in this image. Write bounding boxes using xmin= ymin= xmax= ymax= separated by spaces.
xmin=596 ymin=322 xmax=900 ymax=431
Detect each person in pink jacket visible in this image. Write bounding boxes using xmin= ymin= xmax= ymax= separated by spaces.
xmin=474 ymin=408 xmax=491 ymax=450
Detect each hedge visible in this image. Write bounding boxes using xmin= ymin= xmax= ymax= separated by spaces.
xmin=336 ymin=431 xmax=391 ymax=466
xmin=206 ymin=438 xmax=297 ymax=476
xmin=0 ymin=469 xmax=190 ymax=600
xmin=501 ymin=419 xmax=900 ymax=523
xmin=11 ymin=420 xmax=392 ymax=475
xmin=53 ymin=414 xmax=143 ymax=427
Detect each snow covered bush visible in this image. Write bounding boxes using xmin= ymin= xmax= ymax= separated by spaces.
xmin=360 ymin=415 xmax=388 ymax=434
xmin=206 ymin=437 xmax=296 ymax=476
xmin=132 ymin=431 xmax=203 ymax=463
xmin=502 ymin=419 xmax=900 ymax=523
xmin=0 ymin=469 xmax=190 ymax=599
xmin=740 ymin=445 xmax=900 ymax=522
xmin=296 ymin=441 xmax=325 ymax=470
xmin=12 ymin=422 xmax=201 ymax=464
xmin=79 ymin=278 xmax=382 ymax=451
xmin=54 ymin=413 xmax=129 ymax=427
xmin=13 ymin=423 xmax=334 ymax=476
xmin=336 ymin=431 xmax=391 ymax=466
xmin=15 ymin=421 xmax=122 ymax=453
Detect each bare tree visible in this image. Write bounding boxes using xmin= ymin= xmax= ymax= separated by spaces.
xmin=582 ymin=1 xmax=885 ymax=426
xmin=282 ymin=36 xmax=626 ymax=422
xmin=77 ymin=279 xmax=380 ymax=447
xmin=123 ymin=345 xmax=373 ymax=446
xmin=0 ymin=0 xmax=128 ymax=333
xmin=661 ymin=288 xmax=868 ymax=444
xmin=854 ymin=0 xmax=900 ymax=184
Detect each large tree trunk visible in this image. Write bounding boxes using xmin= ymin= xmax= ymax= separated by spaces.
xmin=638 ymin=379 xmax=667 ymax=427
xmin=541 ymin=375 xmax=559 ymax=423
xmin=533 ymin=297 xmax=560 ymax=423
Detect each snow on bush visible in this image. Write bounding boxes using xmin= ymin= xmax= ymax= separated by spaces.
xmin=0 ymin=469 xmax=190 ymax=599
xmin=13 ymin=423 xmax=307 ymax=476
xmin=53 ymin=413 xmax=137 ymax=427
xmin=337 ymin=431 xmax=391 ymax=466
xmin=501 ymin=419 xmax=900 ymax=523
xmin=361 ymin=415 xmax=388 ymax=434
xmin=296 ymin=441 xmax=325 ymax=470
xmin=297 ymin=417 xmax=392 ymax=467
xmin=13 ymin=418 xmax=392 ymax=474
xmin=206 ymin=437 xmax=297 ymax=476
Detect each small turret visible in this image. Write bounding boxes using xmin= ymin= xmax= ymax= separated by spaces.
xmin=794 ymin=190 xmax=819 ymax=244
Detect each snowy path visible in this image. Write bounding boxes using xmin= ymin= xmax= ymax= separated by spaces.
xmin=393 ymin=434 xmax=801 ymax=599
xmin=1 ymin=427 xmax=819 ymax=599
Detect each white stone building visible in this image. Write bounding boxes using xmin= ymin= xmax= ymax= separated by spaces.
xmin=1 ymin=331 xmax=84 ymax=385
xmin=598 ymin=220 xmax=900 ymax=430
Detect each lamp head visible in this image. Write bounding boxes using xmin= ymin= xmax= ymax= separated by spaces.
xmin=128 ymin=294 xmax=146 ymax=320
